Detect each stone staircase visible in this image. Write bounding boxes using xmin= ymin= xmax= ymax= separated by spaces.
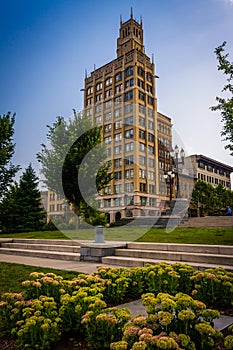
xmin=179 ymin=216 xmax=233 ymax=228
xmin=0 ymin=238 xmax=233 ymax=271
xmin=0 ymin=239 xmax=81 ymax=261
xmin=102 ymin=242 xmax=233 ymax=271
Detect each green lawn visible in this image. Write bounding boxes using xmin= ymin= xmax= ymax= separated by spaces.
xmin=0 ymin=226 xmax=233 ymax=245
xmin=0 ymin=262 xmax=81 ymax=296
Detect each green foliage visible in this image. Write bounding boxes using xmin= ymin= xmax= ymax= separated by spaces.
xmin=0 ymin=112 xmax=20 ymax=199
xmin=0 ymin=164 xmax=46 ymax=232
xmin=37 ymin=110 xmax=112 ymax=225
xmin=191 ymin=180 xmax=233 ymax=216
xmin=210 ymin=41 xmax=233 ymax=155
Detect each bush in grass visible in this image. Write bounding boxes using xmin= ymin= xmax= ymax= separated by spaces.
xmin=0 ymin=292 xmax=25 ymax=336
xmin=171 ymin=263 xmax=196 ymax=294
xmin=82 ymin=305 xmax=131 ymax=349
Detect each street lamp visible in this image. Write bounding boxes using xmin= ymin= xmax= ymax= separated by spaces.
xmin=170 ymin=145 xmax=185 ymax=197
xmin=163 ymin=171 xmax=175 ymax=208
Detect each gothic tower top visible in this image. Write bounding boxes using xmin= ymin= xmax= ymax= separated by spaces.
xmin=117 ymin=10 xmax=144 ymax=57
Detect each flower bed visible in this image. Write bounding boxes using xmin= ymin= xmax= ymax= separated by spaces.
xmin=0 ymin=262 xmax=233 ymax=349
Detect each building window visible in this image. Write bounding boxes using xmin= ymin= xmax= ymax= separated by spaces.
xmin=125 ymin=142 xmax=134 ymax=152
xmin=114 ymin=198 xmax=122 ymax=207
xmin=125 ymin=78 xmax=134 ymax=88
xmin=146 ymin=84 xmax=153 ymax=94
xmin=125 ymin=169 xmax=134 ymax=178
xmin=148 ymin=96 xmax=153 ymax=105
xmin=87 ymin=86 xmax=93 ymax=95
xmin=105 ymin=77 xmax=112 ymax=86
xmin=114 ymin=133 xmax=122 ymax=141
xmin=125 ymin=129 xmax=134 ymax=138
xmin=114 ymin=171 xmax=122 ymax=180
xmin=114 ymin=145 xmax=122 ymax=155
xmin=114 ymin=184 xmax=122 ymax=193
xmin=148 ymin=145 xmax=155 ymax=155
xmin=104 ymin=136 xmax=112 ymax=144
xmin=115 ymin=120 xmax=122 ymax=129
xmin=138 ymin=91 xmax=145 ymax=101
xmin=104 ymin=199 xmax=111 ymax=208
xmin=149 ymin=158 xmax=155 ymax=168
xmin=125 ymin=90 xmax=133 ymax=101
xmin=114 ymin=158 xmax=122 ymax=167
xmin=86 ymin=108 xmax=92 ymax=116
xmin=96 ymin=82 xmax=103 ymax=91
xmin=139 ymin=156 xmax=146 ymax=166
xmin=125 ymin=182 xmax=134 ymax=192
xmin=114 ymin=108 xmax=122 ymax=119
xmin=125 ymin=66 xmax=133 ymax=77
xmin=146 ymin=72 xmax=152 ymax=82
xmin=106 ymin=148 xmax=111 ymax=157
xmin=140 ymin=196 xmax=147 ymax=205
xmin=149 ymin=184 xmax=155 ymax=193
xmin=149 ymin=198 xmax=156 ymax=206
xmin=105 ymin=89 xmax=112 ymax=98
xmin=148 ymin=120 xmax=154 ymax=130
xmin=50 ymin=192 xmax=55 ymax=201
xmin=148 ymin=133 xmax=155 ymax=142
xmin=125 ymin=103 xmax=133 ymax=114
xmin=115 ymin=72 xmax=122 ymax=82
xmin=140 ymin=183 xmax=147 ymax=192
xmin=139 ymin=142 xmax=146 ymax=152
xmin=104 ymin=124 xmax=112 ymax=133
xmin=115 ymin=84 xmax=123 ymax=93
xmin=138 ymin=66 xmax=144 ymax=77
xmin=95 ymin=104 xmax=102 ymax=113
xmin=139 ymin=169 xmax=146 ymax=178
xmin=139 ymin=104 xmax=145 ymax=115
xmin=87 ymin=97 xmax=93 ymax=106
xmin=115 ymin=96 xmax=122 ymax=104
xmin=95 ymin=116 xmax=102 ymax=124
xmin=137 ymin=79 xmax=144 ymax=89
xmin=148 ymin=108 xmax=154 ymax=117
xmin=104 ymin=112 xmax=112 ymax=122
xmin=104 ymin=100 xmax=112 ymax=110
xmin=57 ymin=204 xmax=63 ymax=211
xmin=125 ymin=116 xmax=134 ymax=125
xmin=125 ymin=155 xmax=134 ymax=165
xmin=139 ymin=116 xmax=145 ymax=127
xmin=139 ymin=129 xmax=146 ymax=139
xmin=49 ymin=204 xmax=55 ymax=212
xmin=104 ymin=186 xmax=111 ymax=194
xmin=148 ymin=171 xmax=155 ymax=180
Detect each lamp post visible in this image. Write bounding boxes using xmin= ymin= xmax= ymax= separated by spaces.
xmin=170 ymin=145 xmax=185 ymax=197
xmin=163 ymin=171 xmax=175 ymax=209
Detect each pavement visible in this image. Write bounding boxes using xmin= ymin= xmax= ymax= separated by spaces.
xmin=0 ymin=254 xmax=111 ymax=275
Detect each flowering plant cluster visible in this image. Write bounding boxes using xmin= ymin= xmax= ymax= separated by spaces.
xmin=0 ymin=263 xmax=232 ymax=349
xmin=190 ymin=267 xmax=233 ymax=308
xmin=110 ymin=292 xmax=222 ymax=350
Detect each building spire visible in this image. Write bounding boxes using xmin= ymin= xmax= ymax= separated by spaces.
xmin=140 ymin=15 xmax=143 ymax=26
xmin=130 ymin=7 xmax=133 ymax=19
xmin=120 ymin=14 xmax=122 ymax=25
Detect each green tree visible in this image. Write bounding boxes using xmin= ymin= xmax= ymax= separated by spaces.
xmin=37 ymin=110 xmax=112 ymax=224
xmin=0 ymin=164 xmax=46 ymax=233
xmin=191 ymin=180 xmax=215 ymax=216
xmin=0 ymin=112 xmax=20 ymax=198
xmin=210 ymin=41 xmax=233 ymax=155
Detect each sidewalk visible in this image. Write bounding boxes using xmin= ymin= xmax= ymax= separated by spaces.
xmin=0 ymin=254 xmax=111 ymax=275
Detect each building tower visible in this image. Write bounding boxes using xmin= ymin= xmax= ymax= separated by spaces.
xmin=83 ymin=11 xmax=172 ymax=223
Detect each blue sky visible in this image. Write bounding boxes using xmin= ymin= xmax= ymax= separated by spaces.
xmin=0 ymin=0 xmax=233 ymax=175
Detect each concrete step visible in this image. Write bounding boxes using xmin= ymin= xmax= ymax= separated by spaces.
xmin=127 ymin=242 xmax=233 ymax=255
xmin=102 ymin=255 xmax=233 ymax=271
xmin=114 ymin=248 xmax=233 ymax=266
xmin=0 ymin=247 xmax=81 ymax=261
xmin=1 ymin=242 xmax=80 ymax=253
xmin=179 ymin=216 xmax=233 ymax=228
xmin=11 ymin=239 xmax=80 ymax=246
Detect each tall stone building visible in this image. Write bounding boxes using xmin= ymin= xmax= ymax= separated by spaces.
xmin=83 ymin=12 xmax=172 ymax=223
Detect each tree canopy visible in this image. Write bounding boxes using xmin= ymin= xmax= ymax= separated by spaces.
xmin=211 ymin=41 xmax=233 ymax=155
xmin=0 ymin=112 xmax=20 ymax=198
xmin=37 ymin=110 xmax=112 ymax=223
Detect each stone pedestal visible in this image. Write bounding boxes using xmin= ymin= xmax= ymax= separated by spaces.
xmin=80 ymin=242 xmax=127 ymax=262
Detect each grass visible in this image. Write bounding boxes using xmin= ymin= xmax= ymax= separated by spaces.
xmin=0 ymin=262 xmax=81 ymax=296
xmin=1 ymin=227 xmax=233 ymax=245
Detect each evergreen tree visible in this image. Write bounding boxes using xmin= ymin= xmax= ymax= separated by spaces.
xmin=0 ymin=164 xmax=46 ymax=233
xmin=0 ymin=112 xmax=20 ymax=198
